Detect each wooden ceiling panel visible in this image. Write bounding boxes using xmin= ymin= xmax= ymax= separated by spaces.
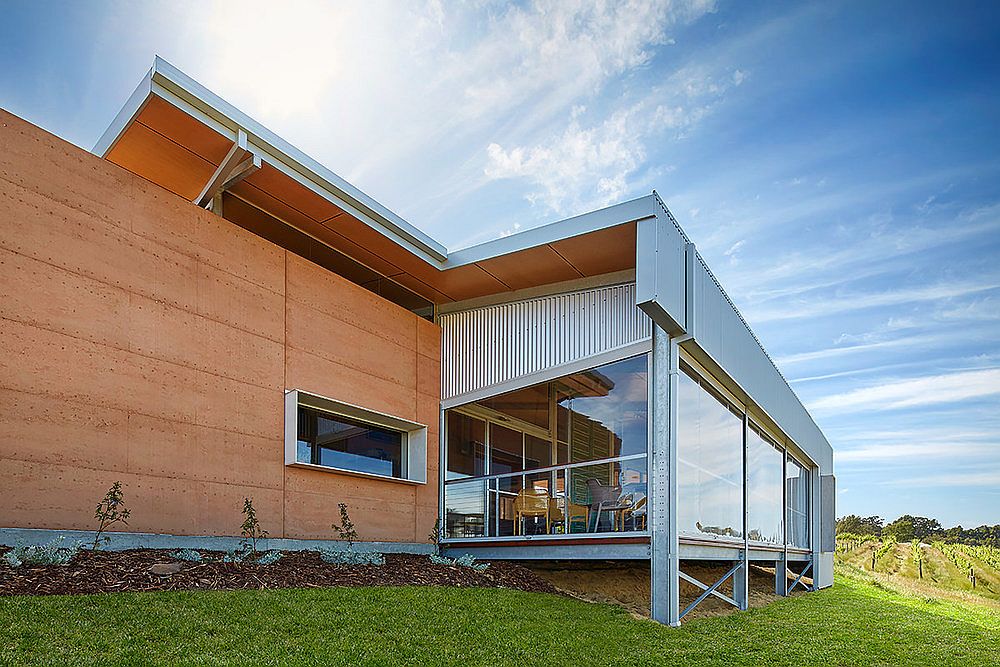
xmin=424 ymin=263 xmax=514 ymax=302
xmin=106 ymin=123 xmax=215 ymax=200
xmin=243 ymin=163 xmax=347 ymax=223
xmin=549 ymin=222 xmax=636 ymax=276
xmin=474 ymin=244 xmax=583 ymax=291
xmin=134 ymin=95 xmax=234 ymax=166
xmin=227 ymin=181 xmax=405 ymax=278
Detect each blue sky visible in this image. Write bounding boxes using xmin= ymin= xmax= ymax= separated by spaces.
xmin=2 ymin=1 xmax=998 ymax=527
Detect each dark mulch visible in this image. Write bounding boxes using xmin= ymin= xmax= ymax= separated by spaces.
xmin=0 ymin=548 xmax=557 ymax=597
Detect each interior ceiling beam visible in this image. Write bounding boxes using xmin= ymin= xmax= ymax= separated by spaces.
xmin=194 ymin=128 xmax=261 ymax=208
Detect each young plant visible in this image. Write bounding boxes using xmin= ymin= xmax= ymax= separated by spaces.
xmin=331 ymin=503 xmax=358 ymax=547
xmin=240 ymin=497 xmax=268 ymax=555
xmin=428 ymin=518 xmax=441 ymax=556
xmin=93 ymin=481 xmax=130 ymax=550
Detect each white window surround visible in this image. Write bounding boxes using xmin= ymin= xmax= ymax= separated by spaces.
xmin=284 ymin=389 xmax=428 ymax=484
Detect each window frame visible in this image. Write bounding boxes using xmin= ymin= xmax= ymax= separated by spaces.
xmin=284 ymin=389 xmax=428 ymax=484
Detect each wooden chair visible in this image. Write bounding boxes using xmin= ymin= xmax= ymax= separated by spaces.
xmin=623 ymin=496 xmax=647 ymax=530
xmin=549 ymin=497 xmax=588 ymax=534
xmin=513 ymin=487 xmax=550 ymax=535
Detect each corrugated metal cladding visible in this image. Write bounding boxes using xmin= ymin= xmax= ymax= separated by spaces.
xmin=440 ymin=283 xmax=651 ymax=401
xmin=691 ymin=252 xmax=832 ymax=469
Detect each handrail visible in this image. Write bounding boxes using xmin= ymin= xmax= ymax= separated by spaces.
xmin=444 ymin=453 xmax=648 ymax=484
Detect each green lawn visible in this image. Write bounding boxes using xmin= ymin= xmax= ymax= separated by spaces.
xmin=1 ymin=572 xmax=997 ymax=666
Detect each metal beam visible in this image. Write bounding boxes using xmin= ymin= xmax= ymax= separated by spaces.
xmin=650 ymin=325 xmax=680 ymax=626
xmin=679 ymin=569 xmax=739 ymax=608
xmin=787 ymin=561 xmax=814 ymax=594
xmin=680 ymin=562 xmax=742 ymax=620
xmin=194 ymin=129 xmax=256 ymax=208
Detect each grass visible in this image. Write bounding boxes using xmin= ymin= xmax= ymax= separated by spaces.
xmin=1 ymin=569 xmax=998 ymax=666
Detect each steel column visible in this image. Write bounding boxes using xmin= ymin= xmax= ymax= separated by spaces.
xmin=650 ymin=325 xmax=679 ymax=626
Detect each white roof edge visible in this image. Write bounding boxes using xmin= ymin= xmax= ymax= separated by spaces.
xmin=95 ymin=56 xmax=449 ymax=263
xmin=444 ymin=195 xmax=656 ymax=269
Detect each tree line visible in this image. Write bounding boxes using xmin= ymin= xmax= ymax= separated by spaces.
xmin=836 ymin=514 xmax=1000 ymax=547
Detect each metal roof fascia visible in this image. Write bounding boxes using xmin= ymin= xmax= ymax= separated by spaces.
xmin=92 ymin=66 xmax=153 ymax=158
xmin=442 ymin=194 xmax=657 ymax=269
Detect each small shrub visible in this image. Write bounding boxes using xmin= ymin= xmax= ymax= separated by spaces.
xmin=222 ymin=546 xmax=250 ymax=564
xmin=169 ymin=549 xmax=202 ymax=563
xmin=4 ymin=537 xmax=81 ymax=568
xmin=240 ymin=497 xmax=268 ymax=556
xmin=331 ymin=503 xmax=358 ymax=547
xmin=429 ymin=553 xmax=489 ymax=572
xmin=256 ymin=550 xmax=283 ymax=566
xmin=93 ymin=481 xmax=130 ymax=550
xmin=319 ymin=548 xmax=384 ymax=566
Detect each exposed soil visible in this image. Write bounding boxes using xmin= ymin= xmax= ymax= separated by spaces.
xmin=527 ymin=560 xmax=811 ymax=620
xmin=0 ymin=548 xmax=557 ymax=597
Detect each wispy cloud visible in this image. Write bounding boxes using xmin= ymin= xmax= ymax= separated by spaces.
xmin=750 ymin=280 xmax=1000 ymax=323
xmin=811 ymin=368 xmax=1000 ymax=413
xmin=884 ymin=469 xmax=1000 ymax=488
xmin=836 ymin=441 xmax=997 ymax=464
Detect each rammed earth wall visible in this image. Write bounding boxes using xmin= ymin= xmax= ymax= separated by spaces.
xmin=0 ymin=109 xmax=440 ymax=543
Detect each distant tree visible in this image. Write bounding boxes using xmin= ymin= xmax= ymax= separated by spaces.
xmin=836 ymin=515 xmax=883 ymax=536
xmin=885 ymin=515 xmax=941 ymax=542
xmin=884 ymin=517 xmax=915 ymax=542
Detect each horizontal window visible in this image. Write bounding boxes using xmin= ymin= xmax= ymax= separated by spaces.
xmin=284 ymin=390 xmax=427 ymax=483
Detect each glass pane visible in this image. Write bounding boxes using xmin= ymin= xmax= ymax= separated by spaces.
xmin=560 ymin=355 xmax=648 ymax=463
xmin=446 ymin=412 xmax=485 ymax=480
xmin=747 ymin=425 xmax=783 ymax=544
xmin=677 ymin=369 xmax=744 ymax=540
xmin=488 ymin=475 xmax=524 ymax=537
xmin=481 ymin=383 xmax=549 ymax=429
xmin=489 ymin=423 xmax=523 ymax=475
xmin=524 ymin=434 xmax=552 ymax=471
xmin=444 ymin=480 xmax=484 ymax=538
xmin=786 ymin=458 xmax=810 ymax=548
xmin=559 ymin=459 xmax=647 ymax=534
xmin=297 ymin=406 xmax=404 ymax=478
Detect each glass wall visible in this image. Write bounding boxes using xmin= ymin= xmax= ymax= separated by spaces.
xmin=746 ymin=423 xmax=784 ymax=544
xmin=443 ymin=353 xmax=813 ymax=549
xmin=786 ymin=457 xmax=810 ymax=548
xmin=677 ymin=366 xmax=744 ymax=541
xmin=444 ymin=355 xmax=648 ymax=538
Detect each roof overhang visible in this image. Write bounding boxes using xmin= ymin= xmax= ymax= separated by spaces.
xmin=94 ymin=57 xmax=650 ymax=304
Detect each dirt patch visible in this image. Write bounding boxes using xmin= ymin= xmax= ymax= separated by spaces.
xmin=0 ymin=548 xmax=556 ymax=597
xmin=526 ymin=560 xmax=808 ymax=620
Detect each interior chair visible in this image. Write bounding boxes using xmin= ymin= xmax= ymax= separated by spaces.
xmin=623 ymin=495 xmax=647 ymax=530
xmin=586 ymin=479 xmax=632 ymax=532
xmin=513 ymin=487 xmax=551 ymax=535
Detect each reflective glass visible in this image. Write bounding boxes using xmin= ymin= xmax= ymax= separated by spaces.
xmin=677 ymin=368 xmax=744 ymax=540
xmin=297 ymin=406 xmax=404 ymax=478
xmin=747 ymin=424 xmax=783 ymax=544
xmin=786 ymin=458 xmax=810 ymax=548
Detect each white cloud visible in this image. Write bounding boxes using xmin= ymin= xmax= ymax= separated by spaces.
xmin=884 ymin=470 xmax=1000 ymax=488
xmin=749 ymin=279 xmax=1000 ymax=323
xmin=810 ymin=368 xmax=1000 ymax=413
xmin=835 ymin=441 xmax=998 ymax=463
xmin=483 ymin=61 xmax=740 ymax=214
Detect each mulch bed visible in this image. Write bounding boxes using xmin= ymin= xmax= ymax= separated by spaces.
xmin=0 ymin=548 xmax=557 ymax=597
